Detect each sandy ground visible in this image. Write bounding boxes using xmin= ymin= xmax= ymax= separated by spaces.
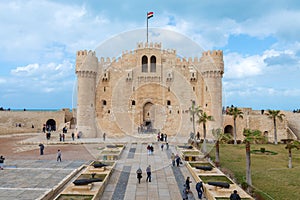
xmin=0 ymin=133 xmax=100 ymax=161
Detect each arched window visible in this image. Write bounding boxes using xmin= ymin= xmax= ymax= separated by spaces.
xmin=150 ymin=56 xmax=156 ymax=72
xmin=102 ymin=100 xmax=107 ymax=106
xmin=167 ymin=100 xmax=171 ymax=106
xmin=142 ymin=55 xmax=148 ymax=72
xmin=132 ymin=100 xmax=136 ymax=106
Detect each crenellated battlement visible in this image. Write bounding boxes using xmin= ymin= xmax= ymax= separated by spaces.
xmin=137 ymin=42 xmax=162 ymax=49
xmin=76 ymin=50 xmax=98 ymax=72
xmin=76 ymin=50 xmax=96 ymax=57
xmin=201 ymin=50 xmax=223 ymax=58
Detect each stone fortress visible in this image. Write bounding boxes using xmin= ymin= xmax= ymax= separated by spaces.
xmin=0 ymin=42 xmax=299 ymax=143
xmin=74 ymin=41 xmax=300 ymax=142
xmin=75 ymin=42 xmax=223 ymax=138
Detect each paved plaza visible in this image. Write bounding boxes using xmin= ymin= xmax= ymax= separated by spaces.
xmin=0 ymin=133 xmax=206 ymax=200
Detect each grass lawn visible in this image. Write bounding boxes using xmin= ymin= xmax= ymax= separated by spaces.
xmin=209 ymin=144 xmax=300 ymax=200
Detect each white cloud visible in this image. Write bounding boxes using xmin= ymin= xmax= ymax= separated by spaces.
xmin=224 ymin=53 xmax=265 ymax=78
xmin=0 ymin=1 xmax=111 ymax=63
xmin=11 ymin=60 xmax=73 ymax=78
xmin=5 ymin=60 xmax=74 ymax=96
xmin=11 ymin=64 xmax=39 ymax=76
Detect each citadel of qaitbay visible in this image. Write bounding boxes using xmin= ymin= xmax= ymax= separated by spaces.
xmin=74 ymin=29 xmax=299 ymax=142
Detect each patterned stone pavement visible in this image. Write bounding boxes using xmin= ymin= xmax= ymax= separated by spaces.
xmin=0 ymin=160 xmax=86 ymax=200
xmin=102 ymin=142 xmax=203 ymax=200
xmin=0 ymin=133 xmax=205 ymax=200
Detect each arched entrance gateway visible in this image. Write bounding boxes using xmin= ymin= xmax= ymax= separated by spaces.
xmin=143 ymin=102 xmax=154 ymax=131
xmin=224 ymin=125 xmax=233 ymax=136
xmin=46 ymin=119 xmax=56 ymax=131
xmin=76 ymin=32 xmax=224 ymax=138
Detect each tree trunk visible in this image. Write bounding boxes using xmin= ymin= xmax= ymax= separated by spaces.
xmin=274 ymin=118 xmax=278 ymax=144
xmin=202 ymin=123 xmax=207 ymax=153
xmin=246 ymin=141 xmax=252 ymax=186
xmin=215 ymin=140 xmax=220 ymax=167
xmin=288 ymin=149 xmax=292 ymax=168
xmin=234 ymin=119 xmax=237 ymax=145
xmin=192 ymin=113 xmax=195 ymax=138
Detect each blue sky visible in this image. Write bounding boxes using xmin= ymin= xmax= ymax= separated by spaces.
xmin=0 ymin=0 xmax=300 ymax=111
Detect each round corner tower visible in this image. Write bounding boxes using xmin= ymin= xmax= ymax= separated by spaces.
xmin=199 ymin=50 xmax=224 ymax=130
xmin=75 ymin=50 xmax=98 ymax=138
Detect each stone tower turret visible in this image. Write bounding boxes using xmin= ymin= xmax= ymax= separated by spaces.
xmin=76 ymin=50 xmax=98 ymax=137
xmin=200 ymin=50 xmax=224 ymax=129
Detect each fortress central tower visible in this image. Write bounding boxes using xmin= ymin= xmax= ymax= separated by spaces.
xmin=75 ymin=42 xmax=224 ymax=138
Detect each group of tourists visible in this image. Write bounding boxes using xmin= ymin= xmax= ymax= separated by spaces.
xmin=146 ymin=144 xmax=154 ymax=155
xmin=171 ymin=153 xmax=183 ymax=167
xmin=157 ymin=132 xmax=168 ymax=142
xmin=38 ymin=144 xmax=62 ymax=162
xmin=182 ymin=177 xmax=241 ymax=199
xmin=136 ymin=165 xmax=152 ymax=184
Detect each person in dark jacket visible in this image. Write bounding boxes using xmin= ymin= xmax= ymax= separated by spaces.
xmin=175 ymin=154 xmax=181 ymax=167
xmin=39 ymin=143 xmax=44 ymax=155
xmin=136 ymin=167 xmax=142 ymax=184
xmin=230 ymin=190 xmax=241 ymax=200
xmin=0 ymin=155 xmax=5 ymax=170
xmin=196 ymin=181 xmax=204 ymax=199
xmin=185 ymin=177 xmax=192 ymax=192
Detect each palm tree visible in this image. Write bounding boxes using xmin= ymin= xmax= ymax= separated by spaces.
xmin=266 ymin=110 xmax=285 ymax=144
xmin=227 ymin=107 xmax=243 ymax=145
xmin=212 ymin=128 xmax=232 ymax=167
xmin=243 ymin=128 xmax=265 ymax=188
xmin=285 ymin=140 xmax=300 ymax=168
xmin=197 ymin=111 xmax=214 ymax=153
xmin=189 ymin=100 xmax=202 ymax=139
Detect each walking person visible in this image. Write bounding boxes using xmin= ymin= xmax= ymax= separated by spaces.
xmin=71 ymin=132 xmax=75 ymax=141
xmin=57 ymin=149 xmax=62 ymax=162
xmin=0 ymin=155 xmax=5 ymax=170
xmin=161 ymin=143 xmax=164 ymax=151
xmin=150 ymin=145 xmax=154 ymax=155
xmin=39 ymin=143 xmax=44 ymax=155
xmin=166 ymin=142 xmax=169 ymax=150
xmin=185 ymin=177 xmax=192 ymax=193
xmin=171 ymin=153 xmax=176 ymax=166
xmin=136 ymin=167 xmax=142 ymax=184
xmin=103 ymin=132 xmax=106 ymax=141
xmin=146 ymin=165 xmax=151 ymax=182
xmin=176 ymin=154 xmax=181 ymax=167
xmin=147 ymin=145 xmax=151 ymax=155
xmin=196 ymin=181 xmax=204 ymax=199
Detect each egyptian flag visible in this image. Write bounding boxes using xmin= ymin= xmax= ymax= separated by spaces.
xmin=147 ymin=12 xmax=154 ymax=19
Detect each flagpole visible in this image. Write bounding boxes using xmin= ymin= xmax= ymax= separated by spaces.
xmin=147 ymin=12 xmax=148 ymax=43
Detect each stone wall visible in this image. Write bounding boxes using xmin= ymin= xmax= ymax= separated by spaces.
xmin=0 ymin=110 xmax=65 ymax=134
xmin=223 ymin=108 xmax=293 ymax=143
